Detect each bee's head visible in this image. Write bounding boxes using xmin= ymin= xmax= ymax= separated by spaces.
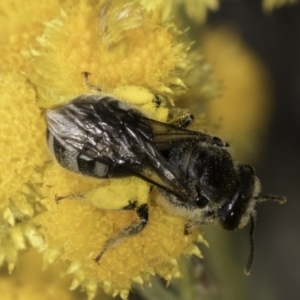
xmin=216 ymin=164 xmax=259 ymax=274
xmin=216 ymin=163 xmax=286 ymax=274
xmin=217 ymin=164 xmax=260 ymax=231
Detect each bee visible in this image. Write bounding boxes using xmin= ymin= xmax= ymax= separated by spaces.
xmin=46 ymin=92 xmax=285 ymax=274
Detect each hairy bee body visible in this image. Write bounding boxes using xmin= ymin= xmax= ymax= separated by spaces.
xmin=47 ymin=94 xmax=228 ymax=203
xmin=46 ymin=93 xmax=284 ymax=272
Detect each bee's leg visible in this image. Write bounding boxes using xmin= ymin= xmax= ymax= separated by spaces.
xmin=184 ymin=223 xmax=192 ymax=235
xmin=82 ymin=71 xmax=102 ymax=92
xmin=184 ymin=211 xmax=216 ymax=235
xmin=122 ymin=199 xmax=138 ymax=210
xmin=55 ymin=193 xmax=84 ymax=203
xmin=93 ymin=203 xmax=149 ymax=263
xmin=184 ymin=221 xmax=203 ymax=235
xmin=167 ymin=107 xmax=194 ymax=128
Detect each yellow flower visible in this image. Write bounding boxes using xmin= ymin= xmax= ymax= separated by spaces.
xmin=202 ymin=28 xmax=273 ymax=162
xmin=0 ymin=72 xmax=47 ymax=272
xmin=29 ymin=0 xmax=191 ymax=107
xmin=0 ymin=1 xmax=70 ymax=274
xmin=0 ymin=249 xmax=74 ymax=300
xmin=0 ymin=0 xmax=213 ymax=299
xmin=140 ymin=0 xmax=219 ymax=23
xmin=0 ymin=0 xmax=63 ymax=71
xmin=262 ymin=0 xmax=298 ymax=11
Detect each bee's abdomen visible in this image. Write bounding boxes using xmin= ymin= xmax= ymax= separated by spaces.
xmin=47 ymin=129 xmax=109 ymax=178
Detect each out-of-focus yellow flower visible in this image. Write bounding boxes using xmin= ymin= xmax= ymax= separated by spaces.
xmin=141 ymin=0 xmax=219 ymax=23
xmin=202 ymin=27 xmax=272 ymax=162
xmin=0 ymin=249 xmax=75 ymax=300
xmin=0 ymin=0 xmax=214 ymax=299
xmin=263 ymin=0 xmax=298 ymax=11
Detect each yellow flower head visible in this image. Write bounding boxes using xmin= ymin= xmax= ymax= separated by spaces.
xmin=140 ymin=0 xmax=219 ymax=23
xmin=0 ymin=0 xmax=213 ymax=299
xmin=0 ymin=0 xmax=63 ymax=71
xmin=0 ymin=72 xmax=48 ymax=272
xmin=30 ymin=0 xmax=190 ymax=108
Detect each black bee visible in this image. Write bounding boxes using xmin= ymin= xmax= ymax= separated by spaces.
xmin=46 ymin=93 xmax=285 ymax=273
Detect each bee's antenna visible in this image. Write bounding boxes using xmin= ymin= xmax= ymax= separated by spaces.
xmin=258 ymin=194 xmax=286 ymax=204
xmin=244 ymin=214 xmax=256 ymax=275
xmin=244 ymin=194 xmax=286 ymax=275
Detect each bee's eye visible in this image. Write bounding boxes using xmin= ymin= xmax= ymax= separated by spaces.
xmin=195 ymin=194 xmax=209 ymax=208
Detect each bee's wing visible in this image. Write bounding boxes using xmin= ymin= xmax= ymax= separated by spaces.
xmin=47 ymin=96 xmax=196 ymax=201
xmin=136 ymin=117 xmax=228 ymax=150
xmin=116 ymin=138 xmax=193 ymax=201
xmin=144 ymin=118 xmax=211 ymax=148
